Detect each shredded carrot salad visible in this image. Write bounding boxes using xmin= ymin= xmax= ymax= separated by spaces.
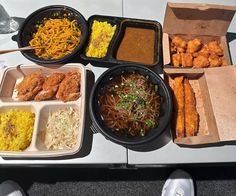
xmin=29 ymin=18 xmax=81 ymax=60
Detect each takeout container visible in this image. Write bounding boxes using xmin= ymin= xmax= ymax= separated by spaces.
xmin=17 ymin=5 xmax=88 ymax=64
xmin=0 ymin=63 xmax=86 ymax=157
xmin=89 ymin=64 xmax=172 ymax=147
xmin=162 ymin=3 xmax=236 ymax=68
xmin=80 ymin=15 xmax=163 ymax=73
xmin=164 ymin=65 xmax=236 ymax=145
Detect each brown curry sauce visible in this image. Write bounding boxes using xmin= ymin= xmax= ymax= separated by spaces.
xmin=116 ymin=27 xmax=155 ymax=65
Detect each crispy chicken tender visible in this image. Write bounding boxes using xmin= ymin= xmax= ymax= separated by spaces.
xmin=34 ymin=73 xmax=65 ymax=101
xmin=16 ymin=72 xmax=45 ymax=101
xmin=181 ymin=53 xmax=193 ymax=67
xmin=173 ymin=76 xmax=185 ymax=138
xmin=208 ymin=54 xmax=222 ymax=67
xmin=207 ymin=41 xmax=223 ymax=56
xmin=186 ymin=38 xmax=202 ymax=53
xmin=193 ymin=55 xmax=210 ymax=68
xmin=56 ymin=70 xmax=81 ymax=102
xmin=184 ymin=79 xmax=198 ymax=137
xmin=172 ymin=53 xmax=182 ymax=67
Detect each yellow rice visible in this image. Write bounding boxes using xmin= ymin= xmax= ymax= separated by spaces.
xmin=0 ymin=109 xmax=35 ymax=151
xmin=86 ymin=20 xmax=116 ymax=58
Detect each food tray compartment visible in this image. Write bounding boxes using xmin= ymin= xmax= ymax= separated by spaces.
xmin=111 ymin=19 xmax=162 ymax=68
xmin=36 ymin=104 xmax=84 ymax=155
xmin=0 ymin=63 xmax=86 ymax=157
xmin=80 ymin=15 xmax=121 ymax=65
xmin=164 ymin=69 xmax=219 ymax=145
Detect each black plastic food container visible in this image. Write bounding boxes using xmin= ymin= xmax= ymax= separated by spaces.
xmin=17 ymin=5 xmax=88 ymax=64
xmin=81 ymin=15 xmax=163 ymax=73
xmin=89 ymin=64 xmax=172 ymax=147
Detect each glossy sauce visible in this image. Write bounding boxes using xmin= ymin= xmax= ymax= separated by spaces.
xmin=116 ymin=27 xmax=155 ymax=65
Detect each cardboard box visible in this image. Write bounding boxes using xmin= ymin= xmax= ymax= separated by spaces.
xmin=164 ymin=65 xmax=236 ymax=145
xmin=162 ymin=3 xmax=236 ymax=67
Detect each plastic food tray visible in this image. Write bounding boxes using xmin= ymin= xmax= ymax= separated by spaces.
xmin=0 ymin=63 xmax=86 ymax=157
xmin=80 ymin=15 xmax=163 ymax=73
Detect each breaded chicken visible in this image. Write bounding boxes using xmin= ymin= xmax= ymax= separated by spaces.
xmin=197 ymin=45 xmax=210 ymax=58
xmin=16 ymin=72 xmax=45 ymax=101
xmin=208 ymin=54 xmax=222 ymax=67
xmin=172 ymin=53 xmax=182 ymax=67
xmin=172 ymin=36 xmax=187 ymax=49
xmin=34 ymin=73 xmax=65 ymax=101
xmin=207 ymin=41 xmax=223 ymax=56
xmin=193 ymin=55 xmax=210 ymax=68
xmin=173 ymin=76 xmax=185 ymax=138
xmin=56 ymin=70 xmax=81 ymax=102
xmin=186 ymin=38 xmax=202 ymax=53
xmin=181 ymin=53 xmax=193 ymax=67
xmin=184 ymin=79 xmax=198 ymax=137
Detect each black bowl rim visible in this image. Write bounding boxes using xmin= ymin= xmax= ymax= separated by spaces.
xmin=17 ymin=5 xmax=88 ymax=64
xmin=89 ymin=64 xmax=172 ymax=146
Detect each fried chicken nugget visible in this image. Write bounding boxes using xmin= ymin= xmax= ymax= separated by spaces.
xmin=16 ymin=72 xmax=45 ymax=101
xmin=197 ymin=45 xmax=210 ymax=58
xmin=34 ymin=73 xmax=65 ymax=101
xmin=184 ymin=79 xmax=198 ymax=137
xmin=181 ymin=53 xmax=193 ymax=67
xmin=207 ymin=41 xmax=223 ymax=56
xmin=172 ymin=36 xmax=187 ymax=49
xmin=172 ymin=53 xmax=181 ymax=67
xmin=208 ymin=54 xmax=222 ymax=67
xmin=173 ymin=76 xmax=185 ymax=138
xmin=193 ymin=55 xmax=210 ymax=68
xmin=186 ymin=38 xmax=202 ymax=53
xmin=56 ymin=70 xmax=81 ymax=102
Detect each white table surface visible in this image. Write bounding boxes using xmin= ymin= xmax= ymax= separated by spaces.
xmin=1 ymin=0 xmax=236 ymax=166
xmin=123 ymin=0 xmax=236 ymax=165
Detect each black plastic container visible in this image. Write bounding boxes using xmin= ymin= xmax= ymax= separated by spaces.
xmin=89 ymin=64 xmax=172 ymax=147
xmin=17 ymin=5 xmax=88 ymax=64
xmin=81 ymin=15 xmax=163 ymax=73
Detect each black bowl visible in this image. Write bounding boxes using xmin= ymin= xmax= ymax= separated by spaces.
xmin=17 ymin=5 xmax=88 ymax=64
xmin=89 ymin=64 xmax=172 ymax=147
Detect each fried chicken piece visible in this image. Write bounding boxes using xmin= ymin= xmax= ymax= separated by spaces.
xmin=193 ymin=55 xmax=210 ymax=68
xmin=208 ymin=54 xmax=222 ymax=67
xmin=197 ymin=45 xmax=210 ymax=58
xmin=172 ymin=53 xmax=182 ymax=67
xmin=173 ymin=76 xmax=185 ymax=138
xmin=184 ymin=79 xmax=198 ymax=137
xmin=34 ymin=73 xmax=65 ymax=101
xmin=186 ymin=38 xmax=202 ymax=53
xmin=207 ymin=41 xmax=224 ymax=56
xmin=56 ymin=70 xmax=81 ymax=102
xmin=181 ymin=53 xmax=193 ymax=67
xmin=172 ymin=36 xmax=187 ymax=49
xmin=16 ymin=72 xmax=45 ymax=101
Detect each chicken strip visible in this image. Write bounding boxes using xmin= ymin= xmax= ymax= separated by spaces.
xmin=208 ymin=54 xmax=222 ymax=67
xmin=207 ymin=41 xmax=223 ymax=56
xmin=56 ymin=70 xmax=81 ymax=102
xmin=173 ymin=76 xmax=185 ymax=138
xmin=172 ymin=53 xmax=181 ymax=67
xmin=181 ymin=53 xmax=193 ymax=67
xmin=184 ymin=79 xmax=198 ymax=137
xmin=186 ymin=38 xmax=202 ymax=53
xmin=16 ymin=72 xmax=45 ymax=101
xmin=197 ymin=45 xmax=210 ymax=58
xmin=193 ymin=55 xmax=210 ymax=68
xmin=34 ymin=72 xmax=65 ymax=101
